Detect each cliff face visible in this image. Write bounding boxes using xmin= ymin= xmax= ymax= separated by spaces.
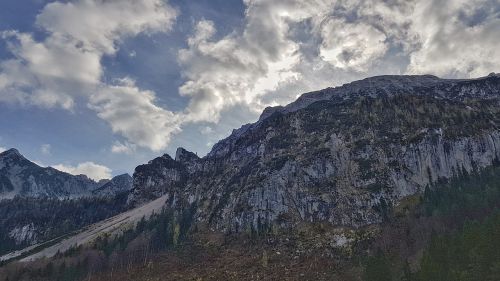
xmin=129 ymin=74 xmax=500 ymax=232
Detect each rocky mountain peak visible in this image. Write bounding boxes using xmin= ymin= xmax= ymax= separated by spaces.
xmin=92 ymin=173 xmax=132 ymax=197
xmin=1 ymin=148 xmax=21 ymax=157
xmin=0 ymin=148 xmax=27 ymax=162
xmin=0 ymin=149 xmax=34 ymax=172
xmin=175 ymin=147 xmax=199 ymax=163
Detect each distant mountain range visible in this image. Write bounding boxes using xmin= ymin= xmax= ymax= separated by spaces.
xmin=0 ymin=149 xmax=132 ymax=255
xmin=0 ymin=148 xmax=132 ymax=200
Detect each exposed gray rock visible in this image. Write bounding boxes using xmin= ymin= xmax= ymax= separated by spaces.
xmin=129 ymin=74 xmax=500 ymax=232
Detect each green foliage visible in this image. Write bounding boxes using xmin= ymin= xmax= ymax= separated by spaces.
xmin=93 ymin=203 xmax=196 ymax=255
xmin=413 ymin=211 xmax=500 ymax=281
xmin=422 ymin=165 xmax=500 ymax=218
xmin=0 ymin=193 xmax=129 ymax=255
xmin=364 ymin=165 xmax=500 ymax=281
xmin=364 ymin=251 xmax=392 ymax=281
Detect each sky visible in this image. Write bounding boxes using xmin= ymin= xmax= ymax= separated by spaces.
xmin=0 ymin=0 xmax=498 ymax=180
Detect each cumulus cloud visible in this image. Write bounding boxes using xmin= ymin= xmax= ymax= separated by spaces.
xmin=0 ymin=147 xmax=6 ymax=153
xmin=111 ymin=141 xmax=137 ymax=154
xmin=0 ymin=0 xmax=178 ymax=150
xmin=90 ymin=78 xmax=180 ymax=151
xmin=407 ymin=0 xmax=500 ymax=77
xmin=319 ymin=18 xmax=388 ymax=70
xmin=40 ymin=144 xmax=51 ymax=155
xmin=0 ymin=0 xmax=498 ymax=155
xmin=176 ymin=0 xmax=415 ymax=125
xmin=52 ymin=162 xmax=112 ymax=181
xmin=178 ymin=0 xmax=500 ymax=130
xmin=177 ymin=1 xmax=335 ymax=122
xmin=36 ymin=0 xmax=176 ymax=55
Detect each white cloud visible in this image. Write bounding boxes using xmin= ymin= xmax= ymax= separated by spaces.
xmin=177 ymin=0 xmax=500 ymax=132
xmin=200 ymin=126 xmax=214 ymax=135
xmin=0 ymin=147 xmax=6 ymax=153
xmin=90 ymin=78 xmax=180 ymax=151
xmin=111 ymin=141 xmax=137 ymax=154
xmin=0 ymin=0 xmax=178 ymax=150
xmin=0 ymin=0 xmax=498 ymax=155
xmin=52 ymin=162 xmax=112 ymax=181
xmin=36 ymin=0 xmax=176 ymax=55
xmin=407 ymin=0 xmax=500 ymax=77
xmin=174 ymin=0 xmax=418 ymax=128
xmin=40 ymin=144 xmax=51 ymax=155
xmin=319 ymin=18 xmax=388 ymax=71
xmin=177 ymin=1 xmax=337 ymax=124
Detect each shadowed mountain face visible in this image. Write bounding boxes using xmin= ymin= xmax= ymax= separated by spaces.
xmin=129 ymin=74 xmax=500 ymax=232
xmin=0 ymin=148 xmax=96 ymax=199
xmin=0 ymin=149 xmax=132 ymax=199
xmin=0 ymin=149 xmax=133 ymax=253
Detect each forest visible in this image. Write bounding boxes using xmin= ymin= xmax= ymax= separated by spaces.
xmin=0 ymin=192 xmax=129 ymax=256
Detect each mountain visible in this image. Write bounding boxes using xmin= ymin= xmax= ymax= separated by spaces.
xmin=0 ymin=149 xmax=133 ymax=255
xmin=128 ymin=73 xmax=500 ymax=232
xmin=0 ymin=148 xmax=131 ymax=199
xmin=0 ymin=149 xmax=96 ymax=199
xmin=2 ymin=73 xmax=500 ymax=281
xmin=92 ymin=173 xmax=133 ymax=197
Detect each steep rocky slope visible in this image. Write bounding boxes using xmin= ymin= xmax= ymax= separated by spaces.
xmin=129 ymin=74 xmax=500 ymax=233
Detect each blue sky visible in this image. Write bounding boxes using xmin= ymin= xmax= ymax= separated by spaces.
xmin=0 ymin=0 xmax=498 ymax=180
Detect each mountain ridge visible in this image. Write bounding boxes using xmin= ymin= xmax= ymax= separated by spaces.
xmin=0 ymin=148 xmax=132 ymax=199
xmin=128 ymin=73 xmax=500 ymax=232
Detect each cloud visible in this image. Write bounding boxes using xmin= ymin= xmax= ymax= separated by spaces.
xmin=0 ymin=0 xmax=178 ymax=150
xmin=407 ymin=0 xmax=500 ymax=77
xmin=177 ymin=1 xmax=335 ymax=123
xmin=40 ymin=144 xmax=51 ymax=155
xmin=1 ymin=0 xmax=499 ymax=155
xmin=200 ymin=126 xmax=214 ymax=135
xmin=111 ymin=141 xmax=137 ymax=154
xmin=319 ymin=18 xmax=388 ymax=71
xmin=90 ymin=78 xmax=180 ymax=151
xmin=36 ymin=0 xmax=177 ymax=55
xmin=0 ymin=147 xmax=6 ymax=153
xmin=176 ymin=0 xmax=417 ymax=127
xmin=52 ymin=162 xmax=112 ymax=181
xmin=178 ymin=0 xmax=500 ymax=131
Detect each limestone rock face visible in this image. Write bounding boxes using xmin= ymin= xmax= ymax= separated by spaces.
xmin=129 ymin=74 xmax=500 ymax=232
